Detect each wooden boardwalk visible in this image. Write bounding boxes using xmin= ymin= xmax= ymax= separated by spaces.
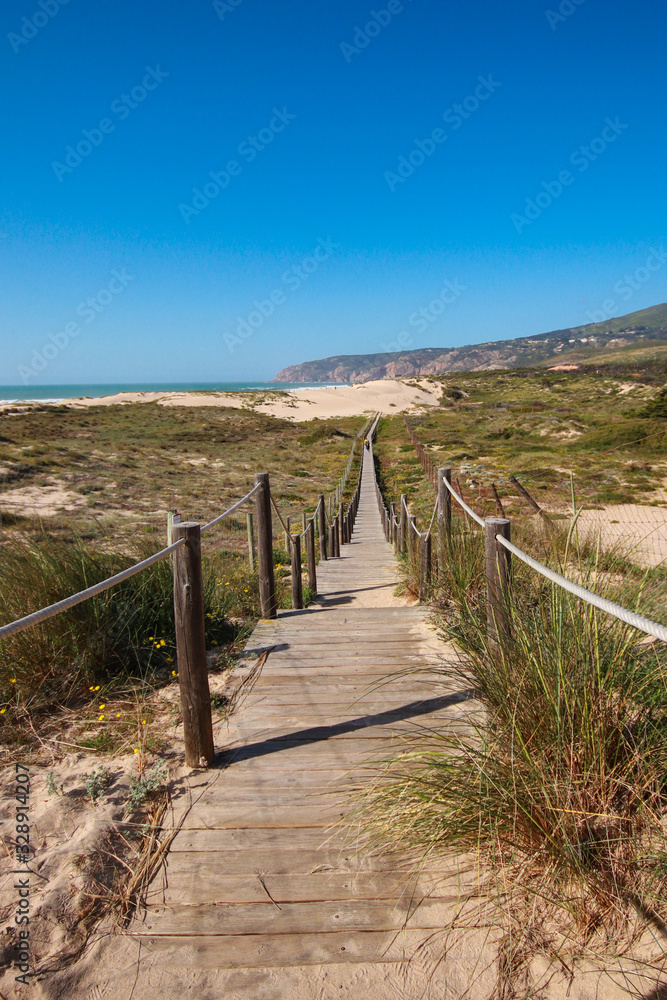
xmin=132 ymin=452 xmax=473 ymax=997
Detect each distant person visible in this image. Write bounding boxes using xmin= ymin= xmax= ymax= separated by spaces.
xmin=364 ymin=437 xmax=370 ymax=450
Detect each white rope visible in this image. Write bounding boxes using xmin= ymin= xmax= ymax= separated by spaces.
xmin=442 ymin=476 xmax=485 ymax=527
xmin=0 ymin=538 xmax=185 ymax=642
xmin=495 ymin=534 xmax=667 ymax=643
xmin=201 ymin=483 xmax=262 ymax=533
xmin=270 ymin=496 xmax=294 ymax=550
xmin=425 ymin=496 xmax=439 ymax=540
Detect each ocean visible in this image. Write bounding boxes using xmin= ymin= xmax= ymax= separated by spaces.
xmin=0 ymin=382 xmax=345 ymax=403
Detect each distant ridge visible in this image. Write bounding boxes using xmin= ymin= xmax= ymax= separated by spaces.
xmin=273 ymin=303 xmax=667 ymax=384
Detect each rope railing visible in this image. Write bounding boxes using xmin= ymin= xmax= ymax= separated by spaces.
xmin=201 ymin=483 xmax=262 ymax=533
xmin=496 ymin=534 xmax=667 ymax=643
xmin=0 ymin=538 xmax=186 ymax=642
xmin=441 ymin=476 xmax=485 ymax=528
xmin=380 ymin=414 xmax=667 ymax=644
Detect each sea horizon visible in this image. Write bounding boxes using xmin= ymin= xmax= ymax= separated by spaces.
xmin=0 ymin=381 xmax=350 ymax=403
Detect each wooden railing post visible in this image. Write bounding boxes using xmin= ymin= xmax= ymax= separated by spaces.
xmin=306 ymin=519 xmax=317 ymax=593
xmin=329 ymin=522 xmax=336 ymax=559
xmin=291 ymin=533 xmax=303 ymax=610
xmin=284 ymin=515 xmax=291 ymax=555
xmin=172 ymin=522 xmax=214 ymax=768
xmin=485 ymin=518 xmax=512 ymax=643
xmin=420 ymin=532 xmax=431 ymax=603
xmin=246 ymin=511 xmax=255 ymax=573
xmin=399 ymin=495 xmax=407 ymax=555
xmin=334 ymin=519 xmax=340 ymax=557
xmin=254 ymin=473 xmax=277 ymax=619
xmin=338 ymin=504 xmax=345 ymax=545
xmin=318 ymin=494 xmax=327 ymax=560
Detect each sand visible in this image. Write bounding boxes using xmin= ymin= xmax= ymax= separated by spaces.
xmin=576 ymin=503 xmax=667 ymax=567
xmin=49 ymin=379 xmax=443 ymax=421
xmin=0 ymin=483 xmax=85 ymax=517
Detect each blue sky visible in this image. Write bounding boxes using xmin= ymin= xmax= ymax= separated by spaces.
xmin=1 ymin=0 xmax=665 ymax=384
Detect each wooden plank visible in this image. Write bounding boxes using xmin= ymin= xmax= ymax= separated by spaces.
xmin=148 ymin=871 xmax=433 ymax=905
xmin=130 ymin=928 xmax=450 ymax=969
xmin=136 ymin=897 xmax=460 ymax=936
xmin=170 ymin=826 xmax=348 ymax=852
xmin=160 ymin=847 xmax=390 ymax=877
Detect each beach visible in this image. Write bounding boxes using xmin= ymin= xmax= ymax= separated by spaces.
xmin=12 ymin=378 xmax=444 ymax=421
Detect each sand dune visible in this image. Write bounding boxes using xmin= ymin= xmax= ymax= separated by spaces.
xmin=55 ymin=379 xmax=442 ymax=420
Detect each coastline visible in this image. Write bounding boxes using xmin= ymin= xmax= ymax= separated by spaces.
xmin=0 ymin=379 xmax=443 ymax=421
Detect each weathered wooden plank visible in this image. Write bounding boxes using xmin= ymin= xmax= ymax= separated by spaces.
xmin=170 ymin=826 xmax=349 ymax=852
xmin=147 ymin=871 xmax=430 ymax=905
xmin=160 ymin=847 xmax=389 ymax=877
xmin=130 ymin=928 xmax=449 ymax=968
xmin=137 ymin=897 xmax=459 ymax=936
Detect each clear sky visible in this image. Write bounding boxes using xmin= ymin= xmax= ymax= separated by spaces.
xmin=1 ymin=0 xmax=665 ymax=385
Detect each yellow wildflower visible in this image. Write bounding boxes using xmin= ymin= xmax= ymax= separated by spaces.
xmin=98 ymin=714 xmax=104 ymax=721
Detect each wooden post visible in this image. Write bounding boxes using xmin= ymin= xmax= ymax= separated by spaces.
xmin=291 ymin=533 xmax=303 ymax=610
xmin=246 ymin=511 xmax=255 ymax=573
xmin=306 ymin=518 xmax=317 ymax=593
xmin=334 ymin=519 xmax=340 ymax=558
xmin=485 ymin=518 xmax=512 ymax=643
xmin=329 ymin=522 xmax=336 ymax=559
xmin=254 ymin=473 xmax=277 ymax=619
xmin=399 ymin=495 xmax=407 ymax=555
xmin=284 ymin=515 xmax=291 ymax=554
xmin=172 ymin=522 xmax=215 ymax=768
xmin=389 ymin=504 xmax=396 ymax=547
xmin=167 ymin=510 xmax=181 ymax=546
xmin=302 ymin=512 xmax=307 ymax=533
xmin=318 ymin=494 xmax=327 ymax=560
xmin=420 ymin=532 xmax=431 ymax=603
xmin=338 ymin=504 xmax=345 ymax=545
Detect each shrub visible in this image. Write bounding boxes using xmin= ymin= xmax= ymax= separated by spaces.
xmin=0 ymin=533 xmax=233 ymax=704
